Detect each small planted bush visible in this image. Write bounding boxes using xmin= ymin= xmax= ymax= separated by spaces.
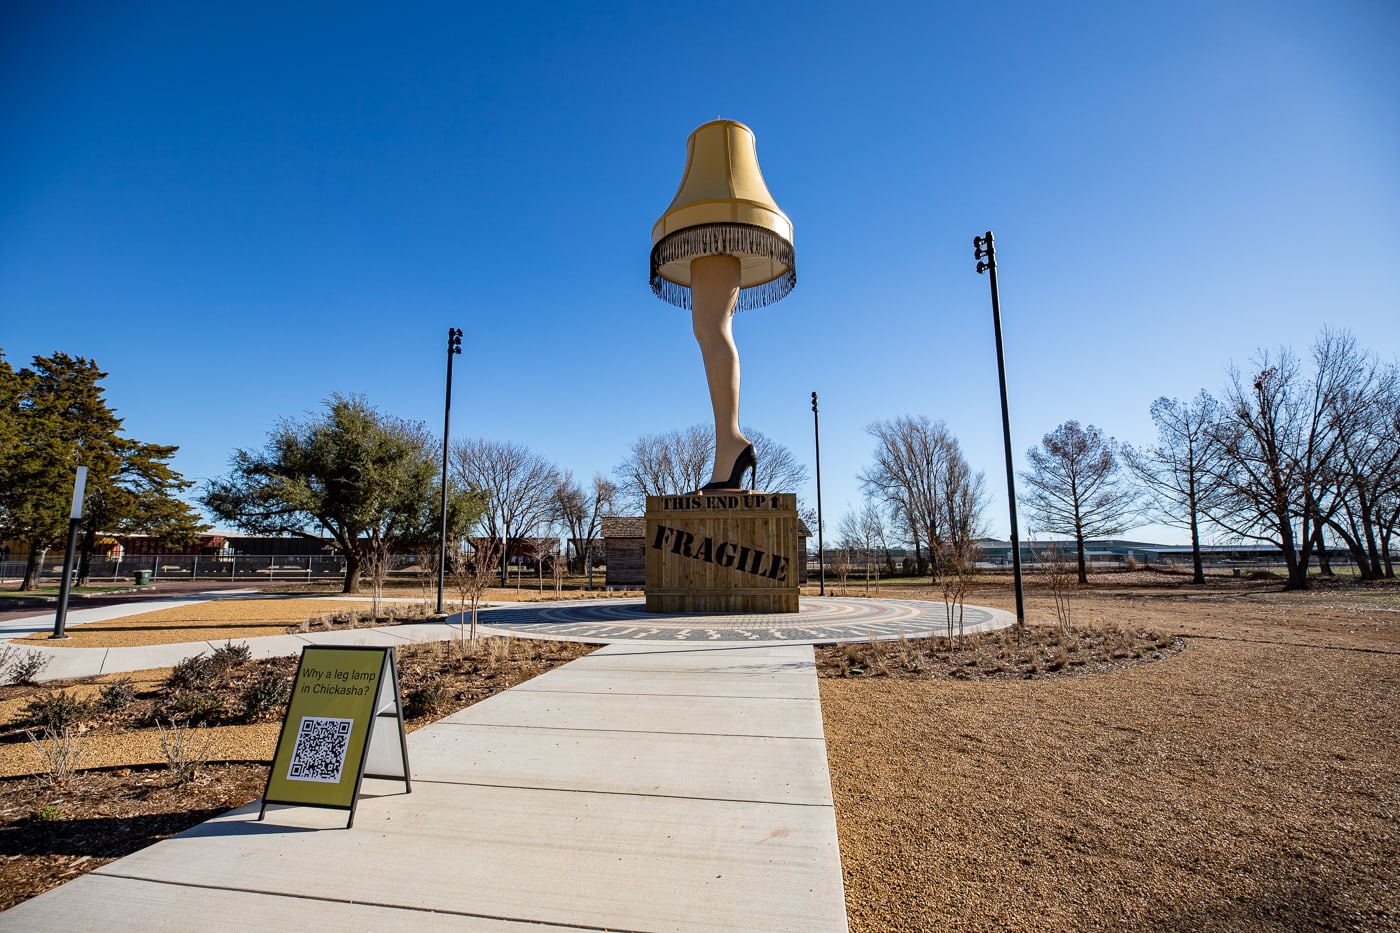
xmin=240 ymin=669 xmax=290 ymax=721
xmin=98 ymin=676 xmax=137 ymax=712
xmin=18 ymin=690 xmax=92 ymax=732
xmin=6 ymin=649 xmax=53 ymax=686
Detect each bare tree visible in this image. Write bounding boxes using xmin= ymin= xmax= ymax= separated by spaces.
xmin=1207 ymin=339 xmax=1353 ymax=591
xmin=846 ymin=498 xmax=888 ymax=594
xmin=362 ymin=541 xmax=390 ymax=620
xmin=1123 ymin=392 xmax=1226 ymax=584
xmin=1316 ymin=334 xmax=1400 ymax=579
xmin=1021 ymin=421 xmax=1141 ymax=584
xmin=451 ymin=438 xmax=561 ymax=585
xmin=747 ymin=428 xmax=810 ymax=494
xmin=859 ymin=416 xmax=988 ymax=582
xmin=829 ymin=546 xmax=852 ymax=595
xmin=613 ymin=424 xmax=809 ymax=509
xmin=613 ymin=425 xmax=712 ymax=508
xmin=449 ymin=538 xmax=500 ymax=644
xmin=556 ymin=471 xmax=616 ymax=588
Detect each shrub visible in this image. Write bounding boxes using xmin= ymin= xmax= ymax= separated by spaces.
xmin=210 ymin=641 xmax=252 ymax=669
xmin=6 ymin=649 xmax=52 ymax=686
xmin=156 ymin=719 xmax=214 ymax=783
xmin=27 ymin=727 xmax=86 ymax=787
xmin=166 ymin=654 xmax=217 ymax=692
xmin=98 ymin=676 xmax=137 ymax=712
xmin=165 ymin=691 xmax=222 ymax=725
xmin=404 ymin=683 xmax=448 ymax=719
xmin=240 ymin=670 xmax=289 ymax=721
xmin=18 ymin=690 xmax=92 ymax=732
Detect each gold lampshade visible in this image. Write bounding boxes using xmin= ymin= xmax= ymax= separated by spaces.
xmin=650 ymin=120 xmax=796 ymax=310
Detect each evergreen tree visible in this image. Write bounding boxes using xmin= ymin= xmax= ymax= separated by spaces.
xmin=0 ymin=350 xmax=205 ymax=589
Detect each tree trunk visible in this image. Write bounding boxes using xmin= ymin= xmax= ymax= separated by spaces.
xmin=1188 ymin=512 xmax=1205 ymax=585
xmin=1313 ymin=517 xmax=1333 ymax=577
xmin=342 ymin=549 xmax=362 ymax=594
xmin=76 ymin=526 xmax=97 ymax=586
xmin=1075 ymin=535 xmax=1088 ymax=585
xmin=20 ymin=547 xmax=44 ymax=591
xmin=1280 ymin=521 xmax=1309 ymax=591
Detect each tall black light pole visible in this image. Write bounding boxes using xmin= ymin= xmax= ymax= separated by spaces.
xmin=811 ymin=391 xmax=825 ymax=596
xmin=436 ymin=327 xmax=463 ymax=615
xmin=974 ymin=231 xmax=1026 ymax=629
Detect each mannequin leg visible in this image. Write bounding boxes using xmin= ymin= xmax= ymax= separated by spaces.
xmin=689 ymin=255 xmax=751 ymax=486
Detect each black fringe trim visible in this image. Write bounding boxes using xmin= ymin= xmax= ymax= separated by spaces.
xmin=650 ymin=222 xmax=797 ymax=311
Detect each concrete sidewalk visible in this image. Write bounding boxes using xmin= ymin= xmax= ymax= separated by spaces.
xmin=1 ymin=641 xmax=849 ymax=932
xmin=0 ymin=591 xmax=470 ymax=682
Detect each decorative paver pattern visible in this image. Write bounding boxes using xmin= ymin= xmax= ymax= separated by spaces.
xmin=474 ymin=596 xmax=1015 ymax=644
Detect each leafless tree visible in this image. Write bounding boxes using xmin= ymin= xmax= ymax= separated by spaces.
xmin=449 ymin=538 xmax=500 ymax=644
xmin=451 ymin=438 xmax=561 ymax=585
xmin=613 ymin=425 xmax=711 ymax=507
xmin=748 ymin=428 xmax=809 ymax=494
xmin=362 ymin=541 xmax=391 ymax=620
xmin=829 ymin=546 xmax=851 ymax=595
xmin=1123 ymin=392 xmax=1227 ymax=584
xmin=837 ymin=500 xmax=885 ymax=596
xmin=1206 ymin=339 xmax=1352 ymax=591
xmin=556 ymin=471 xmax=616 ymax=588
xmin=1021 ymin=421 xmax=1141 ymax=584
xmin=859 ymin=416 xmax=988 ymax=582
xmin=1315 ymin=333 xmax=1400 ymax=579
xmin=612 ymin=424 xmax=809 ymax=509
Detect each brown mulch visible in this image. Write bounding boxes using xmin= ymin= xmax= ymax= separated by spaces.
xmin=0 ymin=635 xmax=594 ymax=910
xmin=820 ymin=575 xmax=1400 ymax=932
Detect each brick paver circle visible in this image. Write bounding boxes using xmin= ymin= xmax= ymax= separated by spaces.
xmin=471 ymin=596 xmax=1017 ymax=644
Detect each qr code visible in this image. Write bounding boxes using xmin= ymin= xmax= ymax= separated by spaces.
xmin=287 ymin=716 xmax=353 ymax=783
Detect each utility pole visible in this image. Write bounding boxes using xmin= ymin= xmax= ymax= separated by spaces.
xmin=812 ymin=391 xmax=825 ymax=596
xmin=436 ymin=327 xmax=463 ymax=615
xmin=975 ymin=231 xmax=1026 ymax=630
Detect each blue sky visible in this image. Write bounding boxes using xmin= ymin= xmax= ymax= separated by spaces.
xmin=3 ymin=1 xmax=1397 ymax=545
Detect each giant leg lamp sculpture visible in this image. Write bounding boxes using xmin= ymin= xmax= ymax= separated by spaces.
xmin=650 ymin=120 xmax=797 ymax=491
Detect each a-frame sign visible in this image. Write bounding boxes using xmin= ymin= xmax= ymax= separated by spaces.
xmin=260 ymin=645 xmax=411 ymax=829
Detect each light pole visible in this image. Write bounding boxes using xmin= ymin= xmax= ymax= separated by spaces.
xmin=974 ymin=231 xmax=1025 ymax=629
xmin=811 ymin=391 xmax=825 ymax=596
xmin=50 ymin=466 xmax=87 ymax=639
xmin=436 ymin=327 xmax=463 ymax=615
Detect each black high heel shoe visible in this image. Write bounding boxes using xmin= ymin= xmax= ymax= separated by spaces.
xmin=700 ymin=443 xmax=757 ymax=492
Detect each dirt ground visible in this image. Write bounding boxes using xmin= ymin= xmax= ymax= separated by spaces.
xmin=820 ymin=573 xmax=1400 ymax=932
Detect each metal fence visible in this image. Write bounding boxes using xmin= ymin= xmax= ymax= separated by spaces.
xmin=0 ymin=553 xmax=435 ymax=585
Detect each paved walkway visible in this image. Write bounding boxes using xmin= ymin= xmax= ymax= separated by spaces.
xmin=1 ymin=641 xmax=848 ymax=932
xmin=1 ymin=591 xmax=1016 ymax=684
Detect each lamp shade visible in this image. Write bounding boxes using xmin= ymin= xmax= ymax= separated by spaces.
xmin=650 ymin=120 xmax=796 ymax=310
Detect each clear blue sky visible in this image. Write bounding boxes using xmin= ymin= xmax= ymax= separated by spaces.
xmin=4 ymin=1 xmax=1397 ymax=545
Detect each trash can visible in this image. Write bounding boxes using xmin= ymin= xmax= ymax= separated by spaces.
xmin=133 ymin=570 xmax=153 ymax=585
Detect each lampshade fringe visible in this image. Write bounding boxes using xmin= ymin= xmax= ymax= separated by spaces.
xmin=650 ymin=222 xmax=797 ymax=311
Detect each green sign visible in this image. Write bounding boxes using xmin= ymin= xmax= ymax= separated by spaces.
xmin=259 ymin=645 xmax=410 ymax=828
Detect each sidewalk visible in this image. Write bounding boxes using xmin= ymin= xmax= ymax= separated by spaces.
xmin=0 ymin=590 xmax=463 ymax=682
xmin=0 ymin=641 xmax=849 ymax=931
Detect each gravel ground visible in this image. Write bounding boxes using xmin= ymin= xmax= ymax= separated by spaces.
xmin=820 ymin=576 xmax=1400 ymax=932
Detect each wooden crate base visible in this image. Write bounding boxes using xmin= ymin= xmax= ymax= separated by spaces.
xmin=644 ymin=492 xmax=800 ymax=614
